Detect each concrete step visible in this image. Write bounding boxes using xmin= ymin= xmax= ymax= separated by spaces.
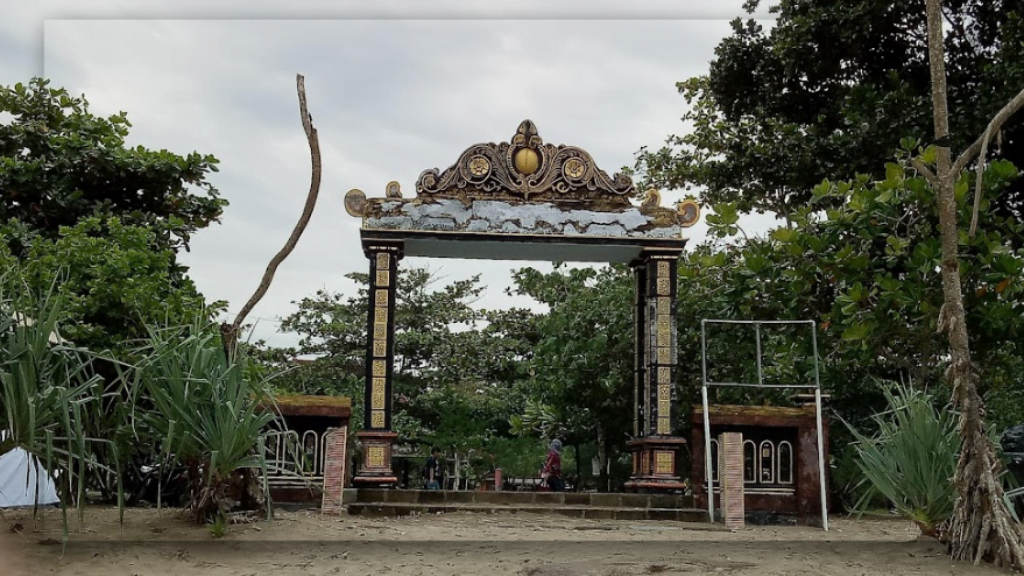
xmin=351 ymin=489 xmax=694 ymax=510
xmin=346 ymin=501 xmax=708 ymax=522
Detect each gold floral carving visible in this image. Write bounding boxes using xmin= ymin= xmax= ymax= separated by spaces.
xmin=468 ymin=156 xmax=491 ymax=177
xmin=657 ymin=297 xmax=670 ymax=316
xmin=374 ymin=307 xmax=388 ymax=324
xmin=376 ymin=253 xmax=390 ymax=269
xmin=373 ymin=340 xmax=387 ymax=357
xmin=367 ymin=446 xmax=385 ymax=467
xmin=656 ymin=347 xmax=671 ymax=364
xmin=658 ymin=384 xmax=671 ymax=402
xmin=414 ymin=120 xmax=635 ymax=207
xmin=657 ymin=261 xmax=669 ymax=276
xmin=371 ymin=411 xmax=385 ymax=428
xmin=375 ymin=290 xmax=389 ymax=306
xmin=372 ymin=360 xmax=386 ymax=377
xmin=659 ymin=414 xmax=675 ymax=432
xmin=373 ymin=322 xmax=387 ymax=339
xmin=654 ymin=451 xmax=674 ymax=474
xmin=371 ymin=381 xmax=386 ymax=409
xmin=657 ymin=324 xmax=670 ymax=347
xmin=376 ymin=271 xmax=390 ymax=287
xmin=656 ymin=278 xmax=670 ymax=296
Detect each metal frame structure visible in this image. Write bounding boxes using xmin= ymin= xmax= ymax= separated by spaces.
xmin=699 ymin=319 xmax=829 ymax=531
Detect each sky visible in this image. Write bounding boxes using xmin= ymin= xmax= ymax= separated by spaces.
xmin=3 ymin=1 xmax=779 ymax=349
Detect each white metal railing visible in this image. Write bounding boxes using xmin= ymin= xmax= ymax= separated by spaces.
xmin=264 ymin=429 xmax=329 ymax=488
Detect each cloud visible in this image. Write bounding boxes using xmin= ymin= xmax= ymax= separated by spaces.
xmin=1 ymin=4 xmax=783 ymax=348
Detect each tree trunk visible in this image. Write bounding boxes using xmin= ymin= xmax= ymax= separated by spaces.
xmin=924 ymin=0 xmax=1024 ymax=569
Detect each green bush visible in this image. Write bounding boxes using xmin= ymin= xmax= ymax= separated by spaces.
xmin=135 ymin=322 xmax=286 ymax=524
xmin=846 ymin=383 xmax=959 ymax=535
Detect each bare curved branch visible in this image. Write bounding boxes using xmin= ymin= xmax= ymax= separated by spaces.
xmin=968 ymin=122 xmax=992 ymax=237
xmin=952 ymin=86 xmax=1024 ymax=175
xmin=222 ymin=74 xmax=322 ymax=354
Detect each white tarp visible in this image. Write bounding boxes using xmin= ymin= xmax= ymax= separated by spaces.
xmin=0 ymin=448 xmax=60 ymax=508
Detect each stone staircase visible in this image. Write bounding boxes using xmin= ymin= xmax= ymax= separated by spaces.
xmin=346 ymin=489 xmax=707 ymax=522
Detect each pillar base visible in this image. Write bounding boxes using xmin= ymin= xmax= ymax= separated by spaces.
xmin=352 ymin=431 xmax=399 ymax=488
xmin=625 ymin=436 xmax=688 ymax=492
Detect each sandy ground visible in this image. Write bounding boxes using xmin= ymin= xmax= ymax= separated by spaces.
xmin=0 ymin=506 xmax=1012 ymax=576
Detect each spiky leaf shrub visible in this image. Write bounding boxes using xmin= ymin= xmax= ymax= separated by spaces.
xmin=135 ymin=323 xmax=283 ymax=524
xmin=847 ymin=383 xmax=959 ymax=536
xmin=0 ymin=279 xmax=114 ymax=544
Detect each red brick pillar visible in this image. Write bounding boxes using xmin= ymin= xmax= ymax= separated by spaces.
xmin=321 ymin=426 xmax=348 ymax=515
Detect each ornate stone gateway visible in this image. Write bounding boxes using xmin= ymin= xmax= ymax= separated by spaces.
xmin=343 ymin=120 xmax=700 ymax=491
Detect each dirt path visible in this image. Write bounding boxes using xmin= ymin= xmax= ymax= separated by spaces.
xmin=0 ymin=507 xmax=1010 ymax=575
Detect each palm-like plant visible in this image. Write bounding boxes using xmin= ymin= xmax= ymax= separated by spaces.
xmin=134 ymin=322 xmax=285 ymax=524
xmin=846 ymin=383 xmax=960 ymax=536
xmin=0 ymin=280 xmax=113 ymax=543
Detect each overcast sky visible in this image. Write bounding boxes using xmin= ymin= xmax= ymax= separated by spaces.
xmin=4 ymin=2 xmax=778 ymax=349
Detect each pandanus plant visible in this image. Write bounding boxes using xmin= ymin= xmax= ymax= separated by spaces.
xmin=134 ymin=322 xmax=288 ymax=524
xmin=0 ymin=280 xmax=115 ymax=544
xmin=847 ymin=383 xmax=960 ymax=536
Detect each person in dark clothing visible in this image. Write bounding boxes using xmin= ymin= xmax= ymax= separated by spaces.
xmin=424 ymin=446 xmax=443 ymax=490
xmin=541 ymin=439 xmax=565 ymax=492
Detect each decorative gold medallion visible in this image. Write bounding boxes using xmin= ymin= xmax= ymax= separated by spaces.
xmin=385 ymin=181 xmax=402 ymax=199
xmin=513 ymin=148 xmax=540 ymax=175
xmin=562 ymin=157 xmax=585 ymax=180
xmin=467 ymin=155 xmax=491 ymax=178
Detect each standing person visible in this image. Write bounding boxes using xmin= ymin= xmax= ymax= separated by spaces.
xmin=423 ymin=446 xmax=443 ymax=490
xmin=541 ymin=439 xmax=565 ymax=492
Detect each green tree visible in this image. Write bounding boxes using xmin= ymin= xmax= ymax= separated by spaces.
xmin=674 ymin=153 xmax=1024 ymax=424
xmin=507 ymin=265 xmax=635 ymax=491
xmin=0 ymin=217 xmax=217 ymax=352
xmin=273 ymin=267 xmax=488 ymax=446
xmin=635 ymin=0 xmax=1024 ymax=221
xmin=1 ymin=78 xmax=225 ymax=252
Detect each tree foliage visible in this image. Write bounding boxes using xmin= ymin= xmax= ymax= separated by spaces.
xmin=0 ymin=78 xmax=225 ymax=252
xmin=636 ymin=0 xmax=1024 ymax=220
xmin=0 ymin=217 xmax=216 ymax=352
xmin=675 ymin=153 xmax=1024 ymax=428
